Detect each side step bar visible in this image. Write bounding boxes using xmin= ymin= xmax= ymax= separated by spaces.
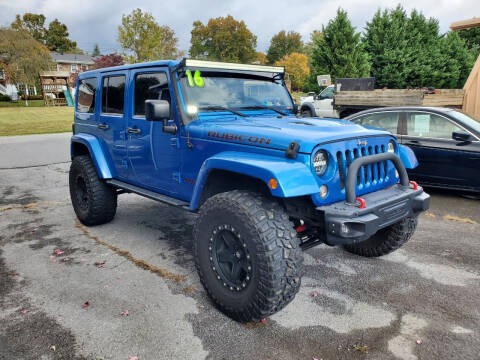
xmin=106 ymin=179 xmax=190 ymax=208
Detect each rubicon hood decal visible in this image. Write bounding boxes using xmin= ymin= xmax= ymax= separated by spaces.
xmin=207 ymin=131 xmax=271 ymax=145
xmin=189 ymin=116 xmax=392 ymax=153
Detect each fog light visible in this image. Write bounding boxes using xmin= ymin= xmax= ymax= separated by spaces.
xmin=319 ymin=185 xmax=328 ymax=198
xmin=341 ymin=223 xmax=350 ymax=234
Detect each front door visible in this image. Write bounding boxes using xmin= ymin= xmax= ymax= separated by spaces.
xmin=126 ymin=68 xmax=181 ymax=194
xmin=314 ymin=85 xmax=336 ymax=117
xmin=401 ymin=111 xmax=480 ymax=189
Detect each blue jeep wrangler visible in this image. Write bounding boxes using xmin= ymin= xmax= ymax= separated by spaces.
xmin=69 ymin=59 xmax=429 ymax=322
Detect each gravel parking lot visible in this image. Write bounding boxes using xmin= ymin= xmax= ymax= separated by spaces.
xmin=1 ymin=133 xmax=479 ymax=360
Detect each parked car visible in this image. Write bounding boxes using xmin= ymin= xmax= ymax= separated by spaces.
xmin=69 ymin=60 xmax=429 ymax=322
xmin=345 ymin=107 xmax=480 ymax=192
xmin=300 ymin=85 xmax=337 ymax=118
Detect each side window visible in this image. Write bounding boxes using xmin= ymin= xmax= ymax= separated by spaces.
xmin=134 ymin=72 xmax=170 ymax=116
xmin=102 ymin=75 xmax=125 ymax=114
xmin=320 ymin=86 xmax=334 ymax=99
xmin=406 ymin=112 xmax=460 ymax=139
xmin=77 ymin=78 xmax=96 ymax=113
xmin=356 ymin=112 xmax=399 ymax=134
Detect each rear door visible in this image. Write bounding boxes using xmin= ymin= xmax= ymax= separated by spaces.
xmin=349 ymin=111 xmax=402 ymax=135
xmin=402 ymin=111 xmax=479 ymax=189
xmin=98 ymin=73 xmax=129 ymax=179
xmin=126 ymin=68 xmax=181 ymax=194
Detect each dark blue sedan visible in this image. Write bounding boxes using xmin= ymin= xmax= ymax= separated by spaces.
xmin=346 ymin=107 xmax=480 ymax=193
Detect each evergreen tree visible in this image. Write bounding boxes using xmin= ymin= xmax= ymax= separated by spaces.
xmin=364 ymin=6 xmax=475 ymax=89
xmin=92 ymin=44 xmax=101 ymax=57
xmin=45 ymin=19 xmax=77 ymax=53
xmin=310 ymin=9 xmax=370 ymax=81
xmin=458 ymin=27 xmax=480 ymax=56
xmin=266 ymin=31 xmax=304 ymax=64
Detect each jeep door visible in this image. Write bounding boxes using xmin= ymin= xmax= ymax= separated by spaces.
xmin=98 ymin=73 xmax=129 ymax=179
xmin=126 ymin=68 xmax=181 ymax=194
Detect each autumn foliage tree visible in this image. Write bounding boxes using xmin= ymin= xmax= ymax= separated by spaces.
xmin=189 ymin=15 xmax=257 ymax=63
xmin=0 ymin=28 xmax=53 ymax=88
xmin=274 ymin=52 xmax=310 ymax=91
xmin=118 ymin=8 xmax=182 ymax=63
xmin=267 ymin=31 xmax=304 ymax=64
xmin=92 ymin=53 xmax=125 ymax=69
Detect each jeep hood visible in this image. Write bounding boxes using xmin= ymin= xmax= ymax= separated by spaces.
xmin=188 ymin=115 xmax=393 ymax=154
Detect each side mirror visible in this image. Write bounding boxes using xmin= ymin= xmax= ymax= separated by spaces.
xmin=452 ymin=130 xmax=472 ymax=142
xmin=145 ymin=99 xmax=176 ymax=134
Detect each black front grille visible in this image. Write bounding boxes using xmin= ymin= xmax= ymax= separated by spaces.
xmin=337 ymin=145 xmax=388 ymax=190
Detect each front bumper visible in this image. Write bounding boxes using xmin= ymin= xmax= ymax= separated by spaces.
xmin=315 ymin=152 xmax=429 ymax=245
xmin=316 ymin=184 xmax=429 ymax=245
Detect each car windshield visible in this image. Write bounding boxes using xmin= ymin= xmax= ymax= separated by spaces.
xmin=447 ymin=110 xmax=480 ymax=134
xmin=178 ymin=71 xmax=294 ymax=115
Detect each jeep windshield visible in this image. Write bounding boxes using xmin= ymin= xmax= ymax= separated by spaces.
xmin=178 ymin=71 xmax=294 ymax=118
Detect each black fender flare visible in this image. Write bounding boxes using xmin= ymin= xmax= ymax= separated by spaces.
xmin=300 ymin=103 xmax=316 ymax=117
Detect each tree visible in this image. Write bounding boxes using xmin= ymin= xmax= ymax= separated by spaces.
xmin=189 ymin=15 xmax=257 ymax=63
xmin=118 ymin=8 xmax=182 ymax=63
xmin=311 ymin=9 xmax=370 ymax=81
xmin=274 ymin=52 xmax=310 ymax=91
xmin=255 ymin=52 xmax=267 ymax=64
xmin=45 ymin=19 xmax=77 ymax=53
xmin=92 ymin=53 xmax=125 ymax=69
xmin=458 ymin=27 xmax=480 ymax=56
xmin=92 ymin=44 xmax=101 ymax=57
xmin=363 ymin=6 xmax=475 ymax=88
xmin=0 ymin=28 xmax=53 ymax=88
xmin=304 ymin=30 xmax=323 ymax=57
xmin=11 ymin=13 xmax=47 ymax=42
xmin=266 ymin=31 xmax=304 ymax=64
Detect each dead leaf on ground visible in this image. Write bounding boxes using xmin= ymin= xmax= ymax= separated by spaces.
xmin=49 ymin=345 xmax=56 ymax=352
xmin=53 ymin=249 xmax=64 ymax=255
xmin=353 ymin=344 xmax=368 ymax=353
xmin=443 ymin=215 xmax=476 ymax=224
xmin=81 ymin=301 xmax=90 ymax=308
xmin=121 ymin=310 xmax=129 ymax=316
xmin=20 ymin=309 xmax=29 ymax=314
xmin=424 ymin=212 xmax=436 ymax=218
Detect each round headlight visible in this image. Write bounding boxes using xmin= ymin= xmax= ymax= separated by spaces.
xmin=387 ymin=141 xmax=395 ymax=153
xmin=313 ymin=150 xmax=328 ymax=176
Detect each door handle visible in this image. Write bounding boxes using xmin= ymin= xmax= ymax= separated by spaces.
xmin=97 ymin=123 xmax=109 ymax=130
xmin=126 ymin=127 xmax=141 ymax=135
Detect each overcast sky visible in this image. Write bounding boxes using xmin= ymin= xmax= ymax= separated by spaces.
xmin=1 ymin=0 xmax=479 ymax=55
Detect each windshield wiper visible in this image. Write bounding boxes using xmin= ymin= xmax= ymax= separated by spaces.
xmin=238 ymin=105 xmax=288 ymax=116
xmin=198 ymin=105 xmax=247 ymax=117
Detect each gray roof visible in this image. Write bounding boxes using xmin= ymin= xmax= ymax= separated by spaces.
xmin=50 ymin=52 xmax=94 ymax=65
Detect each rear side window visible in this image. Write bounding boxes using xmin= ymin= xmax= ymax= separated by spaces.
xmin=406 ymin=112 xmax=461 ymax=139
xmin=102 ymin=75 xmax=125 ymax=114
xmin=77 ymin=78 xmax=96 ymax=113
xmin=355 ymin=112 xmax=400 ymax=134
xmin=134 ymin=72 xmax=169 ymax=116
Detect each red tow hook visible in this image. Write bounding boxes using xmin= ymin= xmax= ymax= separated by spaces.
xmin=356 ymin=197 xmax=366 ymax=209
xmin=296 ymin=224 xmax=306 ymax=233
xmin=409 ymin=181 xmax=418 ymax=190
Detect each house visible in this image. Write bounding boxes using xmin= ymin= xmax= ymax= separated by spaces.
xmin=50 ymin=52 xmax=95 ymax=87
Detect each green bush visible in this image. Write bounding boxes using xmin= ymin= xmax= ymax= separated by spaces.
xmin=0 ymin=94 xmax=12 ymax=102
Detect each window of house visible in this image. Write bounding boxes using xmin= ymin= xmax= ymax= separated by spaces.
xmin=134 ymin=72 xmax=170 ymax=116
xmin=102 ymin=75 xmax=125 ymax=114
xmin=406 ymin=112 xmax=461 ymax=139
xmin=71 ymin=64 xmax=78 ymax=72
xmin=82 ymin=64 xmax=88 ymax=71
xmin=354 ymin=112 xmax=400 ymax=134
xmin=77 ymin=78 xmax=97 ymax=113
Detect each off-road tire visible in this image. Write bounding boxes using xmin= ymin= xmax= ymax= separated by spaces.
xmin=69 ymin=155 xmax=117 ymax=226
xmin=343 ymin=216 xmax=418 ymax=257
xmin=301 ymin=108 xmax=313 ymax=117
xmin=194 ymin=190 xmax=303 ymax=322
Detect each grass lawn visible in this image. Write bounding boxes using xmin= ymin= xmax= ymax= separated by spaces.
xmin=0 ymin=100 xmax=45 ymax=107
xmin=0 ymin=106 xmax=74 ymax=136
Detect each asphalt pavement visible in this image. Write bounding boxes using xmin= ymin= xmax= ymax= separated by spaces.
xmin=0 ymin=133 xmax=479 ymax=360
